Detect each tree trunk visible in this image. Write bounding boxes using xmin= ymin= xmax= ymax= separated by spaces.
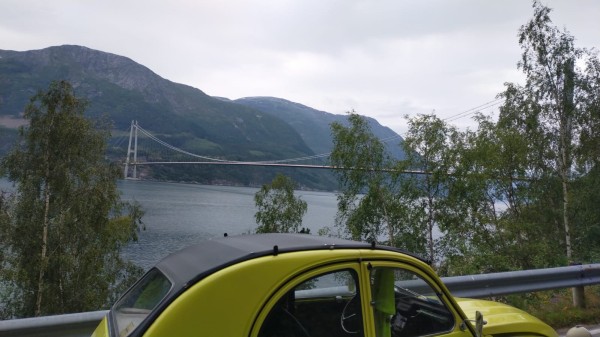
xmin=385 ymin=210 xmax=394 ymax=245
xmin=561 ymin=59 xmax=575 ymax=262
xmin=427 ymin=195 xmax=435 ymax=264
xmin=560 ymin=59 xmax=584 ymax=308
xmin=562 ymin=178 xmax=571 ymax=261
xmin=35 ymin=167 xmax=51 ymax=316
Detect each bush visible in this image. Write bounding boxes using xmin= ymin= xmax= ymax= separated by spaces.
xmin=504 ymin=286 xmax=600 ymax=329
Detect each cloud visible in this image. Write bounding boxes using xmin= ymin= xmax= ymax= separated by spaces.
xmin=1 ymin=0 xmax=599 ymax=135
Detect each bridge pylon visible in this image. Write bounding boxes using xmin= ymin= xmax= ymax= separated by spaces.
xmin=124 ymin=120 xmax=139 ymax=179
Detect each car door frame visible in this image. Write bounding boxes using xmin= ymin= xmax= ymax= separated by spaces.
xmin=249 ymin=260 xmax=368 ymax=337
xmin=359 ymin=259 xmax=476 ymax=337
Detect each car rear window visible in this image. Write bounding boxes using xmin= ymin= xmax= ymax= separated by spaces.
xmin=112 ymin=268 xmax=172 ymax=337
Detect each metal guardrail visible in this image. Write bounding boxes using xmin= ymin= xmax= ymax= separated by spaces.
xmin=1 ymin=263 xmax=599 ymax=337
xmin=444 ymin=263 xmax=600 ymax=298
xmin=0 ymin=310 xmax=108 ymax=337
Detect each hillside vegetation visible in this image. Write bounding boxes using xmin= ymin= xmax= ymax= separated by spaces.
xmin=0 ymin=45 xmax=405 ymax=189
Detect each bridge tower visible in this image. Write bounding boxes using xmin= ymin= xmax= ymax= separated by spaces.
xmin=124 ymin=120 xmax=139 ymax=179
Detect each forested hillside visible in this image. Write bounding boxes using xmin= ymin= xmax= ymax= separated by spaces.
xmin=0 ymin=45 xmax=404 ymax=189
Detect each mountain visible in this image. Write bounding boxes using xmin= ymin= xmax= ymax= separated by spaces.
xmin=0 ymin=45 xmax=405 ymax=189
xmin=233 ymin=97 xmax=406 ymax=160
xmin=0 ymin=45 xmax=312 ymax=158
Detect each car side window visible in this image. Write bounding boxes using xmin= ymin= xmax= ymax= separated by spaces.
xmin=370 ymin=267 xmax=454 ymax=337
xmin=258 ymin=269 xmax=364 ymax=337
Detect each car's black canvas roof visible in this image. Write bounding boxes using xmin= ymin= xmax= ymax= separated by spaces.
xmin=155 ymin=233 xmax=374 ymax=290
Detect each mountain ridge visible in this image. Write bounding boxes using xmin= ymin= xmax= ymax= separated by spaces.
xmin=233 ymin=96 xmax=405 ymax=159
xmin=0 ymin=45 xmax=405 ymax=189
xmin=0 ymin=45 xmax=312 ymax=155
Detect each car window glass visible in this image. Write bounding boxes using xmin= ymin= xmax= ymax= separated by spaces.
xmin=259 ymin=269 xmax=364 ymax=337
xmin=113 ymin=268 xmax=172 ymax=337
xmin=370 ymin=267 xmax=454 ymax=337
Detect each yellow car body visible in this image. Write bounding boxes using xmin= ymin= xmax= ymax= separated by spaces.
xmin=92 ymin=234 xmax=557 ymax=337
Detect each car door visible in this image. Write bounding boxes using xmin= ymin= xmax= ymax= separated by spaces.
xmin=362 ymin=261 xmax=474 ymax=337
xmin=251 ymin=261 xmax=367 ymax=337
xmin=250 ymin=260 xmax=475 ymax=337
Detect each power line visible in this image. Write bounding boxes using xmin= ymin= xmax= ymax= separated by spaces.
xmin=376 ymin=98 xmax=505 ymax=145
xmin=128 ymin=98 xmax=506 ymax=166
xmin=443 ymin=98 xmax=504 ymax=122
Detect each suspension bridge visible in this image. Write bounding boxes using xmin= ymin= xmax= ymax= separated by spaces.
xmin=121 ymin=120 xmax=346 ymax=179
xmin=119 ymin=120 xmax=430 ymax=180
xmin=118 ymin=98 xmax=507 ymax=179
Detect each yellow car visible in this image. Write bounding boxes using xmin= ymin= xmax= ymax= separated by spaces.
xmin=92 ymin=234 xmax=557 ymax=337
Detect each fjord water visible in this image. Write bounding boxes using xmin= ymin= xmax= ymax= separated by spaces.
xmin=0 ymin=178 xmax=338 ymax=270
xmin=118 ymin=179 xmax=338 ymax=270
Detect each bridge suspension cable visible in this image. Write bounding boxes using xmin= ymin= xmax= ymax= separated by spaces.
xmin=122 ymin=121 xmax=339 ymax=178
xmin=137 ymin=122 xmax=334 ymax=164
xmin=122 ymin=96 xmax=506 ymax=179
xmin=122 ymin=110 xmax=523 ymax=181
xmin=135 ymin=124 xmax=231 ymax=162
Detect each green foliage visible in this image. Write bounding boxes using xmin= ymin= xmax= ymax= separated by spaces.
xmin=496 ymin=0 xmax=600 ymax=263
xmin=436 ymin=1 xmax=600 ymax=274
xmin=329 ymin=112 xmax=395 ymax=244
xmin=328 ymin=1 xmax=600 ymax=274
xmin=329 ymin=112 xmax=457 ymax=263
xmin=438 ymin=113 xmax=566 ymax=274
xmin=503 ymin=287 xmax=600 ymax=329
xmin=0 ymin=190 xmax=13 ymax=272
xmin=400 ymin=114 xmax=460 ymax=264
xmin=254 ymin=174 xmax=308 ymax=233
xmin=571 ymin=166 xmax=600 ymax=263
xmin=0 ymin=80 xmax=143 ymax=318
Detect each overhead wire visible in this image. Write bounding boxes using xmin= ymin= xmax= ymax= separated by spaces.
xmin=442 ymin=98 xmax=504 ymax=122
xmin=128 ymin=98 xmax=505 ymax=165
xmin=371 ymin=97 xmax=504 ymax=146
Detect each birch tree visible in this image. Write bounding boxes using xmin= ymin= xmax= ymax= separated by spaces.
xmin=401 ymin=114 xmax=459 ymax=263
xmin=330 ymin=112 xmax=396 ymax=244
xmin=498 ymin=0 xmax=600 ymax=263
xmin=254 ymin=174 xmax=308 ymax=233
xmin=1 ymin=80 xmax=142 ymax=317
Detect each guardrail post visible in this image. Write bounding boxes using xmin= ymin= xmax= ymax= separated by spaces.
xmin=571 ymin=262 xmax=586 ymax=308
xmin=572 ymin=286 xmax=585 ymax=308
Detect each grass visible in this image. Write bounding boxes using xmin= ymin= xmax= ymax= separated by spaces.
xmin=504 ymin=286 xmax=600 ymax=330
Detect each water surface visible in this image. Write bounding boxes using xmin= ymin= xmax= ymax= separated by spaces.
xmin=118 ymin=180 xmax=338 ymax=269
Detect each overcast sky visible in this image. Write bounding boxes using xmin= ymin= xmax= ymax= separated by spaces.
xmin=1 ymin=0 xmax=599 ymax=135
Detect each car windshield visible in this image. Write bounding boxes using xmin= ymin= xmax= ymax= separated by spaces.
xmin=112 ymin=268 xmax=172 ymax=337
